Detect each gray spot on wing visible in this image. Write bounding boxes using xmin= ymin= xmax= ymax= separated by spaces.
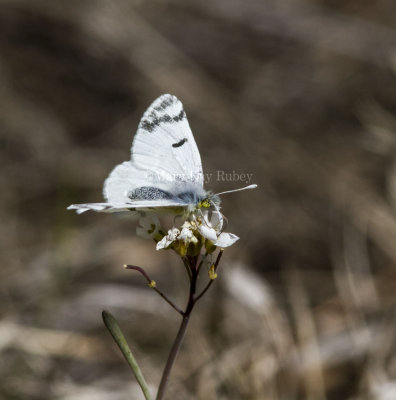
xmin=173 ymin=109 xmax=185 ymax=122
xmin=128 ymin=187 xmax=173 ymax=200
xmin=172 ymin=138 xmax=188 ymax=148
xmin=128 ymin=187 xmax=208 ymax=206
xmin=153 ymin=96 xmax=174 ymax=111
xmin=140 ymin=110 xmax=186 ymax=133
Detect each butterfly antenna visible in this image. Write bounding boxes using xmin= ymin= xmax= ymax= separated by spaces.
xmin=215 ymin=184 xmax=257 ymax=196
xmin=222 ymin=211 xmax=228 ymax=232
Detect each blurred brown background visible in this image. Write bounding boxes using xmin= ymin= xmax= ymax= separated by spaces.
xmin=2 ymin=0 xmax=396 ymax=399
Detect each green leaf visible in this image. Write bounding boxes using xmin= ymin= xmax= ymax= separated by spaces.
xmin=102 ymin=310 xmax=152 ymax=400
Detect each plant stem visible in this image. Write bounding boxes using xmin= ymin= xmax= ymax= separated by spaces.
xmin=195 ymin=249 xmax=224 ymax=303
xmin=155 ymin=313 xmax=191 ymax=400
xmin=125 ymin=265 xmax=184 ymax=315
xmin=156 ymin=258 xmax=199 ymax=400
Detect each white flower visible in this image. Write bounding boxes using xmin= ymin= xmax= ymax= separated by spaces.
xmin=156 ymin=228 xmax=180 ymax=250
xmin=155 ymin=222 xmax=199 ymax=253
xmin=153 ymin=210 xmax=238 ymax=254
xmin=179 ymin=222 xmax=198 ymax=245
xmin=198 ymin=223 xmax=217 ymax=242
xmin=197 ymin=211 xmax=239 ymax=248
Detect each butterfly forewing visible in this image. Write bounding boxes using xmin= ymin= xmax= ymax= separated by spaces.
xmin=103 ymin=94 xmax=204 ymax=205
xmin=134 ymin=94 xmax=203 ymax=184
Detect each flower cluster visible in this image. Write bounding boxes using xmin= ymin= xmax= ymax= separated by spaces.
xmin=137 ymin=210 xmax=238 ymax=257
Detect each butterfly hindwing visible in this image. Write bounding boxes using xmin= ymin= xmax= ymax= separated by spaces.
xmin=67 ymin=199 xmax=191 ymax=214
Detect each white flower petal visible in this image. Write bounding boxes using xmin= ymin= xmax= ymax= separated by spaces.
xmin=214 ymin=232 xmax=239 ymax=247
xmin=168 ymin=228 xmax=180 ymax=240
xmin=179 ymin=227 xmax=193 ymax=242
xmin=156 ymin=236 xmax=169 ymax=250
xmin=181 ymin=229 xmax=198 ymax=245
xmin=198 ymin=225 xmax=218 ymax=241
xmin=210 ymin=211 xmax=223 ymax=231
xmin=156 ymin=228 xmax=180 ymax=250
xmin=181 ymin=221 xmax=193 ymax=229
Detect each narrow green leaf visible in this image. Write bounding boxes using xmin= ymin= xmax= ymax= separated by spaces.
xmin=102 ymin=310 xmax=152 ymax=400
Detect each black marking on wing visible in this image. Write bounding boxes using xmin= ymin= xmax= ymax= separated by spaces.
xmin=172 ymin=138 xmax=188 ymax=148
xmin=173 ymin=109 xmax=185 ymax=122
xmin=140 ymin=110 xmax=186 ymax=133
xmin=153 ymin=96 xmax=174 ymax=111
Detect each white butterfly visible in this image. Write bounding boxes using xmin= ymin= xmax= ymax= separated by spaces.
xmin=68 ymin=94 xmax=256 ymax=215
